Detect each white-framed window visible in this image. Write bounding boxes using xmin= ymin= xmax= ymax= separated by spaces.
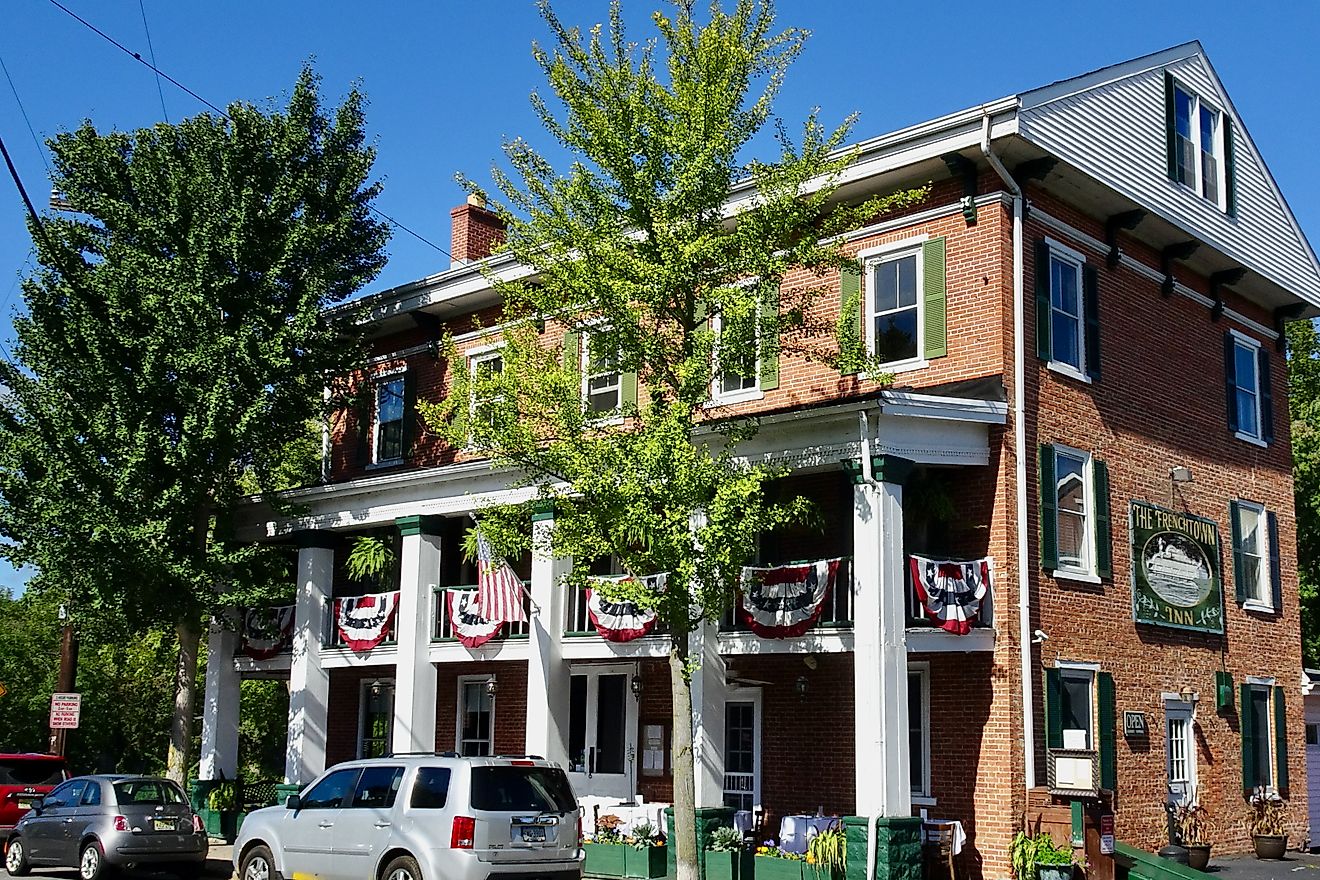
xmin=712 ymin=307 xmax=761 ymax=402
xmin=1173 ymin=82 xmax=1225 ymax=210
xmin=468 ymin=348 xmax=505 ymax=432
xmin=1059 ymin=665 xmax=1096 ymax=751
xmin=1046 ymin=240 xmax=1087 ymax=379
xmin=357 ymin=678 xmax=395 ymax=759
xmin=1229 ymin=330 xmax=1264 ymax=444
xmin=457 ymin=676 xmax=494 ymax=757
xmin=908 ymin=663 xmax=931 ymax=799
xmin=373 ymin=372 xmax=406 ymax=463
xmin=866 ymin=245 xmax=923 ymax=367
xmin=583 ymin=332 xmax=622 ymax=415
xmin=1232 ymin=499 xmax=1271 ymax=609
xmin=1165 ymin=698 xmax=1198 ymax=805
xmin=1055 ymin=446 xmax=1094 ymax=578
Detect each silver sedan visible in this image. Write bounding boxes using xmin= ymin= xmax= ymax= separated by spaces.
xmin=3 ymin=775 xmax=208 ymax=880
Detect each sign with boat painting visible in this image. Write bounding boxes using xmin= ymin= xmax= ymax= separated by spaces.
xmin=1130 ymin=501 xmax=1223 ymax=634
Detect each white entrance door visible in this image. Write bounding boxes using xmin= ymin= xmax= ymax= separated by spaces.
xmin=567 ymin=664 xmax=638 ymax=800
xmin=723 ymin=689 xmax=761 ymax=814
xmin=1164 ymin=699 xmax=1197 ymax=805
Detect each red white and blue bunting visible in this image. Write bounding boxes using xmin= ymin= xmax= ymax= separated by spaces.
xmin=738 ymin=558 xmax=840 ymax=639
xmin=240 ymin=605 xmax=295 ymax=660
xmin=334 ymin=591 xmax=399 ymax=651
xmin=907 ymin=555 xmax=992 ymax=635
xmin=585 ymin=573 xmax=666 ymax=642
xmin=447 ymin=589 xmax=504 ymax=649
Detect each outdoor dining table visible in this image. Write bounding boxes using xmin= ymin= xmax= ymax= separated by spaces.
xmin=778 ymin=814 xmax=839 ymax=854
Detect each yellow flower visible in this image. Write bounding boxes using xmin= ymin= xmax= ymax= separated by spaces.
xmin=806 ymin=855 xmax=815 ymax=864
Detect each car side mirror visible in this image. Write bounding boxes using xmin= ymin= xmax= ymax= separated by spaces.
xmin=284 ymin=794 xmax=301 ymax=812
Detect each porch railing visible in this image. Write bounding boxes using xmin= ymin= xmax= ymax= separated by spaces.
xmin=719 ymin=557 xmax=854 ymax=632
xmin=324 ymin=591 xmax=400 ymax=648
xmin=904 ymin=564 xmax=993 ymax=629
xmin=433 ymin=585 xmax=531 ymax=641
xmin=563 ymin=584 xmax=670 ymax=637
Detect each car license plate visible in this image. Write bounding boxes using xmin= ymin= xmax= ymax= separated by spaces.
xmin=153 ymin=819 xmax=173 ymax=832
xmin=520 ymin=826 xmax=547 ymax=843
xmin=16 ymin=800 xmax=31 ymax=810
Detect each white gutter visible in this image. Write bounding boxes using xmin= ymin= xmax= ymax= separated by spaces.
xmin=981 ymin=108 xmax=1035 ymax=792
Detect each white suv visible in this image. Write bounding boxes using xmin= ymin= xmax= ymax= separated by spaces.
xmin=234 ymin=755 xmax=582 ymax=880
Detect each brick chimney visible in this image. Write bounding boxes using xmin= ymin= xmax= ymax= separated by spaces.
xmin=449 ymin=194 xmax=506 ymax=268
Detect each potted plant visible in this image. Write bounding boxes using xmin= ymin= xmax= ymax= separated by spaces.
xmin=205 ymin=782 xmax=239 ymax=841
xmin=1010 ymin=831 xmax=1076 ymax=880
xmin=1245 ymin=787 xmax=1289 ymax=860
xmin=807 ymin=823 xmax=846 ymax=880
xmin=705 ymin=827 xmax=752 ymax=880
xmin=625 ymin=820 xmax=668 ymax=879
xmin=755 ymin=842 xmax=807 ymax=880
xmin=583 ymin=814 xmax=629 ymax=877
xmin=1172 ymin=799 xmax=1211 ymax=870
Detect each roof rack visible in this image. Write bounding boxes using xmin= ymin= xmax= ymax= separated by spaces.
xmin=494 ymin=754 xmax=545 ymax=761
xmin=384 ymin=751 xmax=462 ymax=758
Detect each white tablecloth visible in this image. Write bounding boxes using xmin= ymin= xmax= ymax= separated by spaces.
xmin=582 ymin=800 xmax=670 ymax=838
xmin=922 ymin=819 xmax=966 ymax=856
xmin=778 ymin=815 xmax=839 ymax=854
xmin=734 ymin=811 xmax=753 ymax=834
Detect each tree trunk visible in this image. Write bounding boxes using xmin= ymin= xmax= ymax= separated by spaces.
xmin=669 ymin=636 xmax=700 ymax=880
xmin=166 ymin=618 xmax=201 ymax=785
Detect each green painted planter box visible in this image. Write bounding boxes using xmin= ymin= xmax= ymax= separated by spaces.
xmin=626 ymin=846 xmax=669 ymax=879
xmin=755 ymin=856 xmax=806 ymax=880
xmin=585 ymin=843 xmax=630 ymax=877
xmin=704 ymin=851 xmax=754 ymax=880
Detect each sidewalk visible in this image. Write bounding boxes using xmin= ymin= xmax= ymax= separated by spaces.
xmin=205 ymin=843 xmax=234 ymax=880
xmin=1201 ymin=852 xmax=1320 ymax=880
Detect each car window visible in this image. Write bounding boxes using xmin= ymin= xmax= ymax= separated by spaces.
xmin=301 ymin=769 xmax=360 ymax=810
xmin=45 ymin=780 xmax=86 ymax=809
xmin=469 ymin=767 xmax=577 ymax=812
xmin=80 ymin=783 xmax=102 ymax=806
xmin=0 ymin=760 xmax=68 ymax=787
xmin=350 ymin=766 xmax=404 ymax=809
xmin=409 ymin=767 xmax=451 ymax=809
xmin=113 ymin=780 xmax=185 ymax=806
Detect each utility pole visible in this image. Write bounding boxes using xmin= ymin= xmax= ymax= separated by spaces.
xmin=48 ymin=604 xmax=78 ymax=756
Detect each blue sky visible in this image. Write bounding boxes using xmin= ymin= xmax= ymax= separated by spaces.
xmin=0 ymin=1 xmax=1317 ymax=593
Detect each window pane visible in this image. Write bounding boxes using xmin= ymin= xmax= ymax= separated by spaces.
xmin=1056 ymin=453 xmax=1089 ymax=570
xmin=1051 ymin=259 xmax=1079 ymax=316
xmin=896 ymin=256 xmax=917 ymax=309
xmin=1168 ymin=717 xmax=1188 ymax=783
xmin=725 ymin=702 xmax=755 ymax=774
xmin=410 ymin=767 xmax=451 ymax=808
xmin=378 ymin=419 xmax=403 ymax=461
xmin=303 ymin=769 xmax=360 ymax=810
xmin=596 ymin=674 xmax=627 ymax=774
xmin=1050 ymin=257 xmax=1081 ymax=369
xmin=1175 ymin=89 xmax=1193 ymax=137
xmin=351 ymin=766 xmax=404 ymax=809
xmin=1251 ymin=688 xmax=1272 ymax=788
xmin=1061 ymin=673 xmax=1093 ymax=749
xmin=1234 ymin=343 xmax=1258 ymax=392
xmin=874 ymin=262 xmax=899 ymax=314
xmin=908 ymin=672 xmax=924 ymax=793
xmin=569 ymin=675 xmax=587 ymax=771
xmin=1199 ymin=106 xmax=1219 ymax=201
xmin=1051 ymin=311 xmax=1081 ymax=370
xmin=377 ymin=378 xmax=404 ymax=423
xmin=874 ymin=307 xmax=918 ymax=363
xmin=461 ymin=681 xmax=492 ymax=756
xmin=469 ymin=767 xmax=577 ymax=813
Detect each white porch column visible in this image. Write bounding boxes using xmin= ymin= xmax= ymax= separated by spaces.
xmin=199 ymin=615 xmax=240 ymax=780
xmin=393 ymin=515 xmax=443 ymax=754
xmin=526 ymin=505 xmax=572 ymax=766
xmin=690 ymin=618 xmax=727 ymax=807
xmin=286 ymin=534 xmax=334 ymax=784
xmin=851 ymin=455 xmax=913 ymax=816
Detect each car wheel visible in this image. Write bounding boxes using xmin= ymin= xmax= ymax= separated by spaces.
xmin=78 ymin=840 xmax=108 ymax=880
xmin=382 ymin=854 xmax=422 ymax=880
xmin=4 ymin=837 xmax=31 ymax=876
xmin=240 ymin=845 xmax=278 ymax=880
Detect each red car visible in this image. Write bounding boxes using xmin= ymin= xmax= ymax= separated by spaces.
xmin=0 ymin=754 xmax=71 ymax=835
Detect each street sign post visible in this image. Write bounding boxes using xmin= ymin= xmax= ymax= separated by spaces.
xmin=49 ymin=692 xmax=81 ymax=729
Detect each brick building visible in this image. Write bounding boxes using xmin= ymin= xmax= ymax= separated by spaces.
xmin=202 ymin=43 xmax=1319 ymax=879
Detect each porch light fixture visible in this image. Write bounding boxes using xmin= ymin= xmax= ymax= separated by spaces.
xmin=486 ymin=678 xmax=498 ymax=698
xmin=630 ymin=676 xmax=643 ymax=699
xmin=795 ymin=676 xmax=809 ymax=701
xmin=1179 ymin=684 xmax=1197 ymax=704
xmin=369 ymin=679 xmax=385 ymax=698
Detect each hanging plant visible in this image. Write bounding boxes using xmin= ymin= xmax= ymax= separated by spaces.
xmin=346 ymin=536 xmax=396 ymax=585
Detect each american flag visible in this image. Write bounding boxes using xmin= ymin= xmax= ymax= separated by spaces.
xmin=474 ymin=527 xmax=529 ymax=623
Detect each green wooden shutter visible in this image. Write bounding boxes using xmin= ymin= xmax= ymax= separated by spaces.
xmin=1164 ymin=71 xmax=1178 ymax=182
xmin=1093 ymin=458 xmax=1112 ymax=579
xmin=620 ymin=369 xmax=638 ymax=409
xmin=1045 ymin=667 xmax=1063 ymax=750
xmin=1098 ymin=671 xmax=1117 ymax=792
xmin=922 ymin=237 xmax=947 ymax=359
xmin=759 ymin=281 xmax=780 ymax=390
xmin=1274 ymin=686 xmax=1289 ymax=795
xmin=1224 ymin=332 xmax=1239 ymax=433
xmin=1039 ymin=444 xmax=1059 ymax=570
xmin=1230 ymin=500 xmax=1246 ymax=604
xmin=838 ymin=264 xmax=863 ymax=374
xmin=1083 ymin=265 xmax=1101 ymax=380
xmin=1224 ymin=119 xmax=1238 ymax=217
xmin=1259 ymin=347 xmax=1274 ymax=444
xmin=1035 ymin=239 xmax=1052 ymax=361
xmin=1241 ymin=683 xmax=1256 ymax=794
xmin=1268 ymin=511 xmax=1282 ymax=612
xmin=401 ymin=370 xmax=418 ymax=458
xmin=1216 ymin=671 xmax=1234 ymax=713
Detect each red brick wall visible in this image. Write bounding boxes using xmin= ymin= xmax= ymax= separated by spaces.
xmin=637 ymin=658 xmax=675 ymax=804
xmin=325 ymin=666 xmax=392 ymax=767
xmin=434 ymin=660 xmax=529 ymax=756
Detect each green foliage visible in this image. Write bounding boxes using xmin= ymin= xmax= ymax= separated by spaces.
xmin=807 ymin=824 xmax=846 ymax=879
xmin=206 ymin=781 xmax=238 ymax=811
xmin=707 ymin=827 xmax=745 ymax=852
xmin=346 ymin=535 xmax=398 ymax=586
xmin=1010 ymin=832 xmax=1075 ymax=878
xmin=238 ymin=679 xmax=290 ymax=780
xmin=1288 ymin=319 xmax=1320 ymax=665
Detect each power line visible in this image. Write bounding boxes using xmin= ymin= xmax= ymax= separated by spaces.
xmin=0 ymin=53 xmax=51 ymax=177
xmin=44 ymin=0 xmax=452 ymax=259
xmin=137 ymin=0 xmax=169 ymax=123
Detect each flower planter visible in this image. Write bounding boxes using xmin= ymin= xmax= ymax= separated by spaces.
xmin=705 ymin=850 xmax=753 ymax=880
xmin=1185 ymin=845 xmax=1211 ymax=871
xmin=1253 ymin=835 xmax=1287 ymax=860
xmin=1036 ymin=865 xmax=1072 ymax=880
xmin=584 ymin=843 xmax=629 ymax=877
xmin=625 ymin=846 xmax=668 ymax=879
xmin=755 ymin=855 xmax=805 ymax=880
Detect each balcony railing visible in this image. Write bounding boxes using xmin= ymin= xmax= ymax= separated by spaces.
xmin=720 ymin=557 xmax=855 ymax=632
xmin=324 ymin=591 xmax=401 ymax=648
xmin=433 ymin=585 xmax=531 ymax=641
xmin=564 ymin=584 xmax=670 ymax=637
xmin=904 ymin=563 xmax=993 ymax=629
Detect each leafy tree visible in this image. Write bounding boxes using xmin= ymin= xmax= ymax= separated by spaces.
xmin=1288 ymin=319 xmax=1320 ymax=665
xmin=0 ymin=67 xmax=389 ymax=782
xmin=426 ymin=3 xmax=924 ymax=877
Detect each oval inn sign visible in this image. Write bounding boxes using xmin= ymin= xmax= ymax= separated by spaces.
xmin=1130 ymin=501 xmax=1224 ymax=634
